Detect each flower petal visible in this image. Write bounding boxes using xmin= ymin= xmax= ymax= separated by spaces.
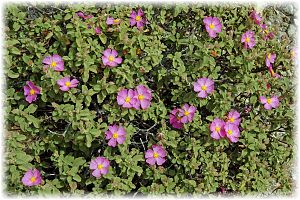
xmin=42 ymin=56 xmax=52 ymax=64
xmin=114 ymin=57 xmax=123 ymax=64
xmin=103 ymin=49 xmax=112 ymax=57
xmin=259 ymin=96 xmax=267 ymax=104
xmin=156 ymin=157 xmax=166 ymax=165
xmin=145 ymin=149 xmax=154 ymax=158
xmin=92 ymin=169 xmax=102 ymax=178
xmin=146 ymin=158 xmax=156 ymax=166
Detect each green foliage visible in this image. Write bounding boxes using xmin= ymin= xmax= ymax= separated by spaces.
xmin=5 ymin=3 xmax=295 ymax=196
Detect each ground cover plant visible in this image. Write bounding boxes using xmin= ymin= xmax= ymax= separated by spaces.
xmin=4 ymin=3 xmax=296 ymax=196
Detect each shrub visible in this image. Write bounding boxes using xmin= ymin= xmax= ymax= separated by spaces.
xmin=4 ymin=3 xmax=295 ymax=196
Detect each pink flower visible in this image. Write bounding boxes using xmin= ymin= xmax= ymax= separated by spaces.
xmin=227 ymin=110 xmax=241 ymax=126
xmin=22 ymin=169 xmax=42 ymax=187
xmin=133 ymin=85 xmax=152 ymax=110
xmin=106 ymin=17 xmax=121 ymax=25
xmin=130 ymin=8 xmax=146 ymax=29
xmin=250 ymin=10 xmax=262 ymax=25
xmin=105 ymin=124 xmax=126 ymax=147
xmin=89 ymin=157 xmax=110 ymax=178
xmin=224 ymin=123 xmax=240 ymax=143
xmin=77 ymin=12 xmax=93 ymax=20
xmin=102 ymin=48 xmax=123 ymax=68
xmin=203 ymin=16 xmax=222 ymax=38
xmin=95 ymin=27 xmax=101 ymax=35
xmin=260 ymin=95 xmax=280 ymax=110
xmin=57 ymin=77 xmax=79 ymax=91
xmin=193 ymin=77 xmax=214 ymax=98
xmin=43 ymin=54 xmax=64 ymax=72
xmin=24 ymin=81 xmax=41 ymax=103
xmin=241 ymin=31 xmax=256 ymax=49
xmin=117 ymin=89 xmax=137 ymax=108
xmin=178 ymin=104 xmax=196 ymax=123
xmin=266 ymin=53 xmax=276 ymax=67
xmin=260 ymin=24 xmax=274 ymax=40
xmin=169 ymin=108 xmax=184 ymax=129
xmin=145 ymin=145 xmax=167 ymax=166
xmin=210 ymin=118 xmax=226 ymax=140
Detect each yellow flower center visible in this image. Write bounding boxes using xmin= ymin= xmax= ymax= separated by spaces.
xmin=267 ymin=98 xmax=272 ymax=104
xmin=264 ymin=29 xmax=269 ymax=34
xmin=229 ymin=117 xmax=235 ymax=123
xmin=30 ymin=177 xmax=36 ymax=183
xmin=138 ymin=94 xmax=144 ymax=100
xmin=268 ymin=53 xmax=271 ymax=59
xmin=245 ymin=37 xmax=250 ymax=43
xmin=51 ymin=61 xmax=57 ymax=67
xmin=113 ymin=132 xmax=118 ymax=139
xmin=209 ymin=23 xmax=215 ymax=29
xmin=97 ymin=164 xmax=103 ymax=169
xmin=135 ymin=16 xmax=141 ymax=21
xmin=114 ymin=19 xmax=120 ymax=23
xmin=201 ymin=85 xmax=207 ymax=91
xmin=184 ymin=111 xmax=190 ymax=116
xmin=29 ymin=89 xmax=35 ymax=95
xmin=65 ymin=81 xmax=71 ymax=87
xmin=153 ymin=152 xmax=159 ymax=158
xmin=215 ymin=126 xmax=220 ymax=132
xmin=125 ymin=97 xmax=131 ymax=103
xmin=228 ymin=130 xmax=233 ymax=135
xmin=108 ymin=55 xmax=115 ymax=62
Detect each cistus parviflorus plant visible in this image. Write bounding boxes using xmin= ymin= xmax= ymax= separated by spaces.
xmin=4 ymin=3 xmax=295 ymax=196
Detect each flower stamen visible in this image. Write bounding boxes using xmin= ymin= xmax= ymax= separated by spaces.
xmin=51 ymin=61 xmax=57 ymax=67
xmin=108 ymin=55 xmax=115 ymax=62
xmin=97 ymin=164 xmax=103 ymax=169
xmin=135 ymin=16 xmax=141 ymax=21
xmin=184 ymin=111 xmax=190 ymax=116
xmin=138 ymin=94 xmax=144 ymax=100
xmin=113 ymin=132 xmax=118 ymax=139
xmin=30 ymin=177 xmax=36 ymax=183
xmin=30 ymin=89 xmax=35 ymax=95
xmin=125 ymin=97 xmax=131 ymax=103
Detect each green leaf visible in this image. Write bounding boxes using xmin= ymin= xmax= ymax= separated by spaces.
xmin=100 ymin=33 xmax=107 ymax=44
xmin=25 ymin=104 xmax=37 ymax=114
xmin=7 ymin=70 xmax=19 ymax=78
xmin=64 ymin=13 xmax=73 ymax=20
xmin=86 ymin=134 xmax=92 ymax=148
xmin=73 ymin=157 xmax=86 ymax=167
xmin=13 ymin=22 xmax=21 ymax=31
xmin=73 ymin=174 xmax=82 ymax=182
xmin=10 ymin=47 xmax=21 ymax=55
xmin=250 ymin=96 xmax=257 ymax=104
